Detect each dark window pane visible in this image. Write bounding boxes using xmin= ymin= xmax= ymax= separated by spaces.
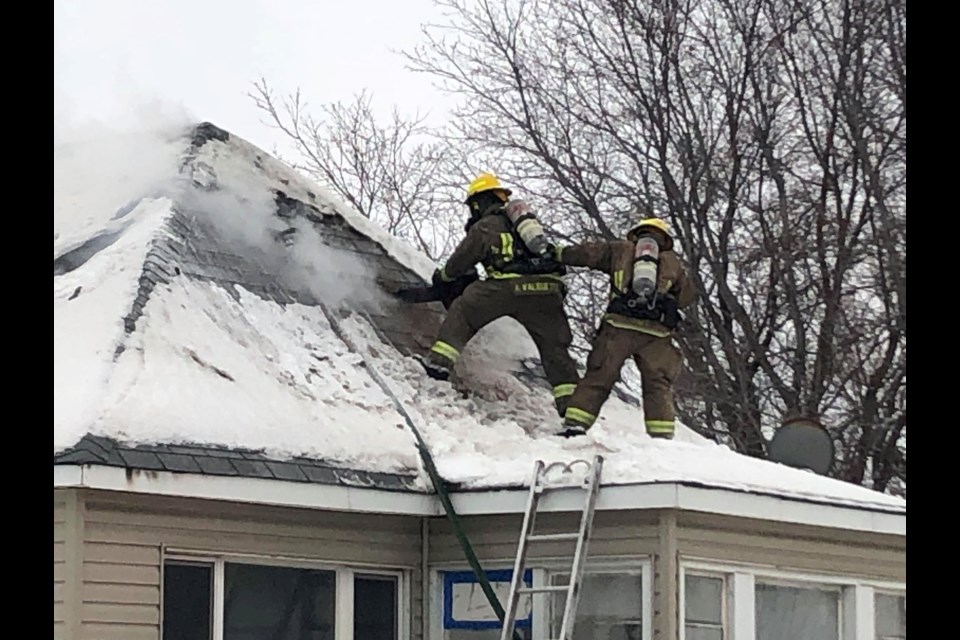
xmin=354 ymin=574 xmax=398 ymax=640
xmin=756 ymin=583 xmax=838 ymax=640
xmin=163 ymin=562 xmax=212 ymax=640
xmin=224 ymin=563 xmax=336 ymax=640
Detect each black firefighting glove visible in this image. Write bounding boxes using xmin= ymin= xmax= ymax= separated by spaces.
xmin=657 ymin=292 xmax=683 ymax=329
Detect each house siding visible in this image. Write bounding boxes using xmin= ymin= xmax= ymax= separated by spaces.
xmin=74 ymin=488 xmax=423 ymax=640
xmin=675 ymin=511 xmax=906 ymax=581
xmin=428 ymin=508 xmax=905 ymax=640
xmin=55 ymin=489 xmax=84 ymax=640
xmin=54 ymin=491 xmax=68 ymax=638
xmin=54 ymin=488 xmax=905 ymax=640
xmin=428 ymin=510 xmax=661 ymax=566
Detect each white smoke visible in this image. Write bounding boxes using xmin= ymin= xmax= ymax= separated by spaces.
xmin=54 ymin=97 xmax=195 ymax=255
xmin=189 ymin=160 xmax=389 ymax=314
xmin=285 ymin=221 xmax=389 ymax=312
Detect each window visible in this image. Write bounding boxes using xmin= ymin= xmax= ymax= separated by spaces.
xmin=162 ymin=557 xmax=404 ymax=640
xmin=548 ymin=571 xmax=643 ymax=640
xmin=163 ymin=561 xmax=213 ymax=640
xmin=355 ymin=574 xmax=399 ymax=640
xmin=434 ymin=563 xmax=649 ymax=640
xmin=684 ymin=574 xmax=725 ymax=640
xmin=223 ymin=563 xmax=336 ymax=640
xmin=755 ymin=583 xmax=840 ymax=640
xmin=440 ymin=569 xmax=532 ymax=640
xmin=682 ymin=562 xmax=905 ymax=640
xmin=875 ymin=593 xmax=906 ymax=640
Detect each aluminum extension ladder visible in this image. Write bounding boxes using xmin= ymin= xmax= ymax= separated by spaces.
xmin=499 ymin=455 xmax=605 ymax=640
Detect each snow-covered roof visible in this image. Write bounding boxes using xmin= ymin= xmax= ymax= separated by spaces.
xmin=53 ymin=122 xmax=905 ymax=516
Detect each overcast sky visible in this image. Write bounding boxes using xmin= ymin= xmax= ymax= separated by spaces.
xmin=54 ymin=0 xmax=456 ymax=151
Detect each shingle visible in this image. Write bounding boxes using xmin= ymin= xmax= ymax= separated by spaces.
xmin=83 ymin=434 xmax=117 ymax=453
xmin=54 ymin=451 xmax=100 ymax=465
xmin=335 ymin=469 xmax=375 ymax=488
xmin=264 ymin=461 xmax=309 ymax=482
xmin=190 ymin=447 xmax=238 ymax=459
xmin=195 ymin=456 xmax=239 ymax=476
xmin=74 ymin=435 xmax=128 ymax=464
xmin=97 ymin=446 xmax=127 ymax=466
xmin=118 ymin=450 xmax=164 ymax=470
xmin=238 ymin=450 xmax=269 ymax=460
xmin=367 ymin=471 xmax=419 ymax=490
xmin=125 ymin=442 xmax=172 ymax=453
xmin=229 ymin=458 xmax=275 ymax=479
xmin=164 ymin=445 xmax=207 ymax=455
xmin=156 ymin=453 xmax=203 ymax=473
xmin=298 ymin=465 xmax=340 ymax=485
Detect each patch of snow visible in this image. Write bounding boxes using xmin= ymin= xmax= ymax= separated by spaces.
xmin=91 ymin=278 xmax=421 ymax=474
xmin=54 ymin=198 xmax=178 ymax=450
xmin=338 ymin=314 xmax=906 ymax=511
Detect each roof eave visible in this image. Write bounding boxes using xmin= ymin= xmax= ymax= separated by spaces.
xmin=54 ymin=464 xmax=906 ymax=537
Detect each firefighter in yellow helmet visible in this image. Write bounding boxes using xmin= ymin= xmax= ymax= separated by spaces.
xmin=553 ymin=217 xmax=697 ymax=438
xmin=415 ymin=173 xmax=580 ymax=417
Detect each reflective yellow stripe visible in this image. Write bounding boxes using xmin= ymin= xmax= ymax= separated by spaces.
xmin=564 ymin=407 xmax=597 ymax=426
xmin=501 ymin=233 xmax=514 ymax=261
xmin=645 ymin=419 xmax=675 ymax=434
xmin=602 ymin=315 xmax=672 ymax=337
xmin=552 ymin=383 xmax=577 ymax=398
xmin=556 ymin=246 xmax=564 ymax=261
xmin=430 ymin=341 xmax=460 ymax=362
xmin=488 ymin=272 xmax=565 ymax=281
xmin=439 ymin=267 xmax=455 ymax=282
xmin=613 ymin=270 xmax=624 ymax=292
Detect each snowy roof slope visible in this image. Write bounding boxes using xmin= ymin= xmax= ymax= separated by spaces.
xmin=53 ymin=122 xmax=905 ymax=514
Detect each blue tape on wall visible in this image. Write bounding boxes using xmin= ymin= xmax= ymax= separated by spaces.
xmin=442 ymin=568 xmax=534 ymax=629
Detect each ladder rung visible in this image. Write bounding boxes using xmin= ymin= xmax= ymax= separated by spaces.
xmin=527 ymin=533 xmax=580 ymax=542
xmin=518 ymin=585 xmax=569 ymax=594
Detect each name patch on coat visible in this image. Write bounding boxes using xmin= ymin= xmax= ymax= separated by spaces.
xmin=514 ymin=281 xmax=560 ymax=295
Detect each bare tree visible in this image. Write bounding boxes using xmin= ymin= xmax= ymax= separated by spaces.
xmin=250 ymin=79 xmax=464 ymax=261
xmin=404 ymin=0 xmax=906 ymax=494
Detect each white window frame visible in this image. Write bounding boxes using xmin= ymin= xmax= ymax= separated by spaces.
xmin=871 ymin=588 xmax=907 ymax=640
xmin=163 ymin=549 xmax=409 ymax=640
xmin=428 ymin=555 xmax=652 ymax=640
xmin=680 ymin=558 xmax=905 ymax=640
xmin=680 ymin=570 xmax=729 ymax=640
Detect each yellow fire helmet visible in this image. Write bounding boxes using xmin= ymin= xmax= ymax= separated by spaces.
xmin=464 ymin=172 xmax=512 ymax=203
xmin=627 ymin=217 xmax=673 ymax=250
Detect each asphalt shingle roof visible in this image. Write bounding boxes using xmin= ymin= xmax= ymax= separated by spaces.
xmin=54 ymin=434 xmax=421 ymax=492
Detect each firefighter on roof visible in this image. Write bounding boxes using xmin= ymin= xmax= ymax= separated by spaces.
xmin=417 ymin=173 xmax=580 ymax=418
xmin=554 ymin=217 xmax=697 ymax=438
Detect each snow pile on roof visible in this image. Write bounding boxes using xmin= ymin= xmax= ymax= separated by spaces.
xmin=53 ymin=121 xmax=905 ymax=513
xmin=337 ymin=315 xmax=906 ymax=511
xmin=54 ymin=197 xmax=179 ymax=446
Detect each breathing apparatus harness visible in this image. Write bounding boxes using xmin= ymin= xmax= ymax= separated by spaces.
xmin=606 ymin=230 xmax=682 ymax=329
xmin=466 ymin=192 xmax=566 ymax=277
